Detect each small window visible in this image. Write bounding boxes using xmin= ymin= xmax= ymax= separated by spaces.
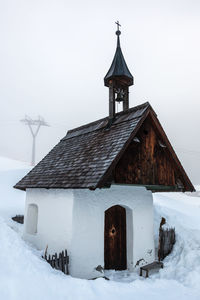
xmin=158 ymin=140 xmax=166 ymax=148
xmin=143 ymin=129 xmax=148 ymax=135
xmin=26 ymin=204 xmax=38 ymax=234
xmin=176 ymin=179 xmax=184 ymax=190
xmin=133 ymin=137 xmax=140 ymax=143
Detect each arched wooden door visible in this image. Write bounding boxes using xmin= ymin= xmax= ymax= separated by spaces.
xmin=104 ymin=205 xmax=127 ymax=270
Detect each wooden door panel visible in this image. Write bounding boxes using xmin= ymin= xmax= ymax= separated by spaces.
xmin=104 ymin=205 xmax=127 ymax=270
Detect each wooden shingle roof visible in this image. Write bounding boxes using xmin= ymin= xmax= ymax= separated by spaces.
xmin=14 ymin=101 xmax=194 ymax=191
xmin=14 ymin=102 xmax=151 ymax=190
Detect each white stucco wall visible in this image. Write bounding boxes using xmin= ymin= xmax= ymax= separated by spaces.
xmin=24 ymin=188 xmax=74 ymax=253
xmin=70 ymin=185 xmax=155 ymax=278
xmin=23 ymin=185 xmax=155 ymax=279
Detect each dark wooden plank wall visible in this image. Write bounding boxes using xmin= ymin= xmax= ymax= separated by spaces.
xmin=114 ymin=116 xmax=186 ymax=189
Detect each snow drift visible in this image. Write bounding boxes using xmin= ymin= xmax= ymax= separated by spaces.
xmin=0 ymin=157 xmax=200 ymax=300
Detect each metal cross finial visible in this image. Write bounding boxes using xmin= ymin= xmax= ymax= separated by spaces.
xmin=115 ymin=21 xmax=121 ymax=31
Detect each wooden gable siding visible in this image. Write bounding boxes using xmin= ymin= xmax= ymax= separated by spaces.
xmin=114 ymin=115 xmax=187 ymax=190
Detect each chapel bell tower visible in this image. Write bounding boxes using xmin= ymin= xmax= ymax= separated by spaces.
xmin=104 ymin=22 xmax=134 ymax=119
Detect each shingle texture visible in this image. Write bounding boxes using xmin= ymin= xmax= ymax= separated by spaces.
xmin=14 ymin=102 xmax=150 ymax=190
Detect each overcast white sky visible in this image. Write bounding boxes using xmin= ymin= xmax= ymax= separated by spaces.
xmin=0 ymin=0 xmax=200 ymax=184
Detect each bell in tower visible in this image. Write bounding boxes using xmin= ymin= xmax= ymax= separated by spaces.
xmin=104 ymin=22 xmax=134 ymax=119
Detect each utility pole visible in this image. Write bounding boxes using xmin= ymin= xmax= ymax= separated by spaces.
xmin=21 ymin=115 xmax=49 ymax=166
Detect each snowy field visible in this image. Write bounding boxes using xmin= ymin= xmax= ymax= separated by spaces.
xmin=0 ymin=157 xmax=200 ymax=300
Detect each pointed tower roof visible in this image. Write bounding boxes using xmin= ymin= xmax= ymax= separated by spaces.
xmin=104 ymin=26 xmax=133 ymax=87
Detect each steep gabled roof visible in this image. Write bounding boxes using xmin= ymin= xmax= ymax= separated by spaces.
xmin=14 ymin=102 xmax=150 ymax=190
xmin=14 ymin=102 xmax=194 ymax=191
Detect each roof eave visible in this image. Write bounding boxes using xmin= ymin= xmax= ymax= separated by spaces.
xmin=104 ymin=75 xmax=134 ymax=87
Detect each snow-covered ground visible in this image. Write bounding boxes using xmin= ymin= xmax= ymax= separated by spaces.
xmin=0 ymin=157 xmax=200 ymax=300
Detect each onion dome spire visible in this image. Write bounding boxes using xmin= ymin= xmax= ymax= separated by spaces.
xmin=104 ymin=22 xmax=133 ymax=87
xmin=104 ymin=22 xmax=134 ymax=118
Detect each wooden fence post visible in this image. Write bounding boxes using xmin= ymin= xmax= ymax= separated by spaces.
xmin=42 ymin=249 xmax=69 ymax=275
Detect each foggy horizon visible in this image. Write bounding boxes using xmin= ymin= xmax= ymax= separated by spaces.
xmin=0 ymin=0 xmax=200 ymax=184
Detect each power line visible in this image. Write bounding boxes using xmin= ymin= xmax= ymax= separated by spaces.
xmin=21 ymin=115 xmax=50 ymax=166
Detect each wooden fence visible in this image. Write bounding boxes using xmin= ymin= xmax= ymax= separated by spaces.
xmin=12 ymin=215 xmax=24 ymax=224
xmin=43 ymin=250 xmax=69 ymax=275
xmin=158 ymin=227 xmax=175 ymax=261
